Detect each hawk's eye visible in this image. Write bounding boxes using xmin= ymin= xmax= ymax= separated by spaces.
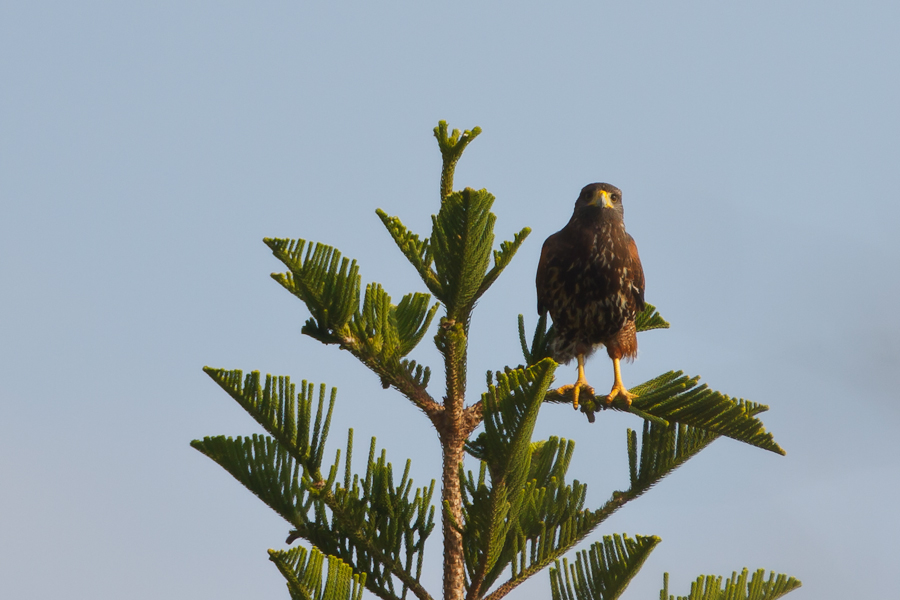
xmin=611 ymin=194 xmax=620 ymax=203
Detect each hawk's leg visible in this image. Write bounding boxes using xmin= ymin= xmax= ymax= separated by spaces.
xmin=605 ymin=357 xmax=635 ymax=406
xmin=555 ymin=353 xmax=594 ymax=409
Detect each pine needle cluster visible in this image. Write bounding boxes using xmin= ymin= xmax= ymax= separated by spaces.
xmin=192 ymin=122 xmax=800 ymax=600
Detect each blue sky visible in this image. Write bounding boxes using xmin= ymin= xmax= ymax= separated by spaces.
xmin=2 ymin=2 xmax=898 ymax=599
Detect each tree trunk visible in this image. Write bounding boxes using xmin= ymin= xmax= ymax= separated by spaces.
xmin=441 ymin=433 xmax=466 ymax=600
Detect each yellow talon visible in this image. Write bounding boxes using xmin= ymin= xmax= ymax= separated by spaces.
xmin=605 ymin=357 xmax=635 ymax=406
xmin=555 ymin=354 xmax=594 ymax=409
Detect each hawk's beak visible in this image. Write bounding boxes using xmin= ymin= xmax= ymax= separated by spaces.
xmin=592 ymin=190 xmax=614 ymax=209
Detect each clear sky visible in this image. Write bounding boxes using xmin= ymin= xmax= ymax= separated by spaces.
xmin=2 ymin=2 xmax=898 ymax=599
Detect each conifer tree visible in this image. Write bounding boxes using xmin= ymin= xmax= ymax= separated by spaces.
xmin=192 ymin=122 xmax=801 ymax=600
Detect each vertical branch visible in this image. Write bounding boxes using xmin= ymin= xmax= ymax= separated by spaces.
xmin=434 ymin=121 xmax=482 ymax=201
xmin=431 ymin=122 xmax=489 ymax=600
xmin=436 ymin=320 xmax=469 ymax=600
xmin=440 ymin=433 xmax=467 ymax=600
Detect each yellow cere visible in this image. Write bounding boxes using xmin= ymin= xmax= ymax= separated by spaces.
xmin=599 ymin=190 xmax=614 ymax=208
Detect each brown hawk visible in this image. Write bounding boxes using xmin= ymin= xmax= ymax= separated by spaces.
xmin=536 ymin=183 xmax=645 ymax=408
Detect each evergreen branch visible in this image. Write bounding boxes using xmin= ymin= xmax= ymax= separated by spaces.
xmin=313 ymin=432 xmax=437 ymax=600
xmin=400 ymin=359 xmax=431 ymax=389
xmin=473 ymin=449 xmax=615 ymax=599
xmin=351 ymin=283 xmax=401 ymax=363
xmin=191 ymin=434 xmax=310 ymax=527
xmin=531 ymin=422 xmax=717 ymax=564
xmin=531 ymin=301 xmax=784 ymax=455
xmin=577 ymin=371 xmax=785 ymax=455
xmin=660 ymin=569 xmax=802 ymax=600
xmin=476 ymin=227 xmax=532 ymax=303
xmin=548 ymin=534 xmax=660 ymax=600
xmin=350 ymin=284 xmax=439 ymax=365
xmin=464 ymin=374 xmax=636 ymax=595
xmin=634 ymin=303 xmax=670 ymax=332
xmin=263 ymin=235 xmax=442 ymax=416
xmin=192 ymin=428 xmax=436 ymax=600
xmin=431 ymin=188 xmax=496 ymax=321
xmin=621 ymin=420 xmax=718 ymax=504
xmin=517 ymin=313 xmax=553 ymax=367
xmin=477 ymin=360 xmax=557 ymax=476
xmin=517 ymin=315 xmax=532 ymax=366
xmin=467 ymin=424 xmax=716 ymax=600
xmin=202 ymin=369 xmax=335 ymax=476
xmin=269 ymin=545 xmax=367 ymax=600
xmin=477 ymin=491 xmax=658 ymax=600
xmin=434 ymin=121 xmax=482 ymax=200
xmin=498 ymin=465 xmax=592 ymax=588
xmin=478 ymin=493 xmax=612 ymax=600
xmin=265 ymin=238 xmax=360 ymax=344
xmin=351 ymin=346 xmax=441 ymax=418
xmin=461 ymin=360 xmax=567 ymax=599
xmin=463 ymin=361 xmax=555 ymax=600
xmin=527 ymin=438 xmax=575 ymax=489
xmin=396 ymin=293 xmax=440 ymax=356
xmin=290 ymin=510 xmax=428 ymax=600
xmin=465 ymin=437 xmax=574 ymax=493
xmin=482 ymin=422 xmax=715 ymax=590
xmin=375 ymin=209 xmax=442 ymax=297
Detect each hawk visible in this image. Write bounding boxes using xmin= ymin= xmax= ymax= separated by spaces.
xmin=536 ymin=183 xmax=645 ymax=408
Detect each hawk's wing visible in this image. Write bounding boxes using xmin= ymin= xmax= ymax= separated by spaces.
xmin=536 ymin=231 xmax=562 ymax=316
xmin=626 ymin=234 xmax=646 ymax=312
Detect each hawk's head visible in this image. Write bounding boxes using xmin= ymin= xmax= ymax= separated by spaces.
xmin=573 ymin=182 xmax=624 ymax=221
